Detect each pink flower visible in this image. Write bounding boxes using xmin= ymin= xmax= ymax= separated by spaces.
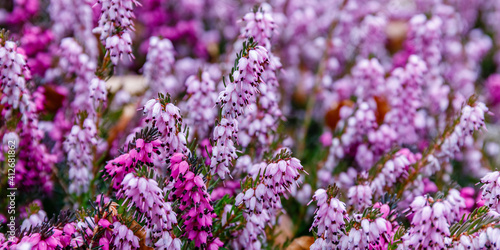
xmin=486 ymin=74 xmax=500 ymax=105
xmin=240 ymin=6 xmax=276 ymax=49
xmin=93 ymin=0 xmax=140 ymax=65
xmin=480 ymin=171 xmax=500 ymax=213
xmin=170 ymin=161 xmax=217 ymax=248
xmin=319 ymin=131 xmax=333 ymax=147
xmin=310 ymin=188 xmax=347 ymax=248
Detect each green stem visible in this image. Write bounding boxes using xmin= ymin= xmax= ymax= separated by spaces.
xmin=298 ymin=0 xmax=348 ymax=158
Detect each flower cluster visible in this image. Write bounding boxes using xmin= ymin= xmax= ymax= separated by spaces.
xmin=184 ymin=71 xmax=218 ymax=139
xmin=402 ymin=195 xmax=460 ymax=249
xmin=240 ymin=7 xmax=276 ymax=50
xmin=56 ymin=38 xmax=106 ymax=117
xmin=169 ymin=154 xmax=219 ymax=248
xmin=104 ymin=136 xmax=162 ymax=188
xmin=309 ymin=188 xmax=347 ymax=249
xmin=143 ymin=36 xmax=178 ymax=98
xmin=93 ymin=0 xmax=141 ymax=64
xmin=111 ymin=221 xmax=140 ymax=249
xmin=49 ymin=0 xmax=98 ymax=59
xmin=1 ymin=39 xmax=56 ymax=193
xmin=143 ymin=97 xmax=188 ymax=159
xmin=63 ymin=118 xmax=98 ymax=194
xmin=210 ymin=118 xmax=239 ymax=178
xmin=3 ymin=0 xmax=500 ymax=249
xmin=233 ymin=154 xmax=305 ymax=249
xmin=480 ymin=171 xmax=500 ymax=213
xmin=118 ymin=173 xmax=178 ymax=245
xmin=0 ymin=41 xmax=31 ymax=121
xmin=370 ymin=149 xmax=415 ymax=197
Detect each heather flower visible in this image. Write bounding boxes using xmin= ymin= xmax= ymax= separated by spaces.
xmin=15 ymin=232 xmax=63 ymax=249
xmin=480 ymin=171 xmax=500 ymax=213
xmin=309 ymin=188 xmax=347 ymax=249
xmin=233 ymin=153 xmax=305 ymax=249
xmin=184 ymin=71 xmax=218 ymax=139
xmin=0 ymin=40 xmax=56 ymax=193
xmin=104 ymin=137 xmax=162 ymax=188
xmin=240 ymin=6 xmax=276 ymax=49
xmin=16 ymin=124 xmax=57 ymax=193
xmin=142 ymin=98 xmax=188 ymax=159
xmin=209 ymin=37 xmax=271 ymax=179
xmin=432 ymin=102 xmax=489 ymax=165
xmin=0 ymin=41 xmax=32 ymax=121
xmin=93 ymin=0 xmax=141 ymax=64
xmin=111 ymin=221 xmax=140 ymax=249
xmin=169 ymin=158 xmax=218 ymax=248
xmin=402 ymin=195 xmax=457 ymax=249
xmin=347 ymin=184 xmax=372 ymax=211
xmin=370 ymin=149 xmax=415 ymax=197
xmin=143 ymin=37 xmax=179 ymax=98
xmin=20 ymin=210 xmax=47 ymax=230
xmin=118 ymin=172 xmax=178 ymax=245
xmin=262 ymin=157 xmax=305 ymax=199
xmin=63 ymin=118 xmax=98 ymax=194
xmin=326 ymin=101 xmax=381 ymax=169
xmin=445 ymin=189 xmax=467 ymax=221
xmin=217 ymin=46 xmax=269 ymax=118
xmin=154 ymin=232 xmax=182 ymax=250
xmin=238 ymin=94 xmax=283 ymax=149
xmin=57 ymin=38 xmax=105 ymax=117
xmin=358 ymin=14 xmax=388 ymax=59
xmin=232 ymin=211 xmax=270 ymax=250
xmin=406 ymin=15 xmax=442 ymax=69
xmin=351 ymin=57 xmax=385 ymax=99
xmin=448 ymin=227 xmax=500 ymax=249
xmin=49 ymin=0 xmax=98 ymax=59
xmin=210 ymin=117 xmax=238 ymax=178
xmin=338 ymin=214 xmax=389 ymax=249
xmin=385 ymin=55 xmax=427 ymax=144
xmin=89 ymin=78 xmax=108 ymax=109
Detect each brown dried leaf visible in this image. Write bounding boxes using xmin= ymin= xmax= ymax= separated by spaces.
xmin=325 ymin=99 xmax=354 ymax=130
xmin=374 ymin=95 xmax=391 ymax=125
xmin=286 ymin=236 xmax=315 ymax=250
xmin=386 ymin=20 xmax=408 ymax=54
xmin=106 ymin=104 xmax=136 ymax=147
xmin=43 ymin=85 xmax=65 ymax=113
xmin=120 ymin=218 xmax=152 ymax=250
xmin=274 ymin=214 xmax=294 ymax=246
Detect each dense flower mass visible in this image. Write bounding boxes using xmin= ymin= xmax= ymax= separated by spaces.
xmin=3 ymin=0 xmax=500 ymax=249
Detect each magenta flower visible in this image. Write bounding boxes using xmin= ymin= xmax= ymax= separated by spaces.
xmin=104 ymin=138 xmax=162 ymax=188
xmin=169 ymin=156 xmax=218 ymax=248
